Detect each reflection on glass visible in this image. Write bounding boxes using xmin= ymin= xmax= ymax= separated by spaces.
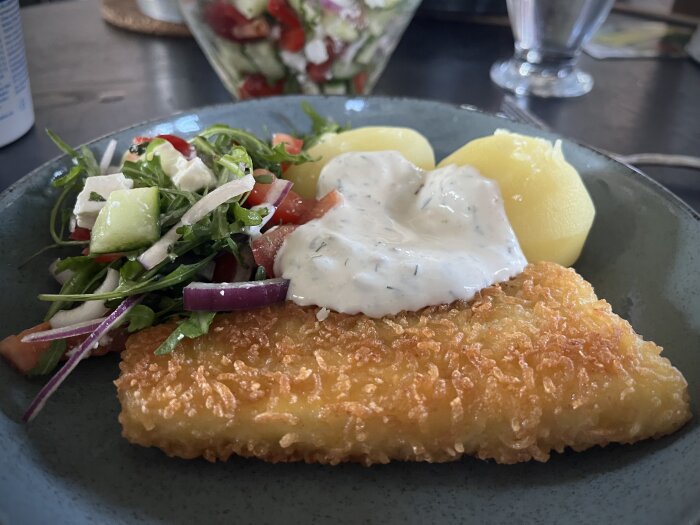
xmin=491 ymin=0 xmax=614 ymax=98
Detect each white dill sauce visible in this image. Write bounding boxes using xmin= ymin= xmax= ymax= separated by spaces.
xmin=275 ymin=151 xmax=527 ymax=318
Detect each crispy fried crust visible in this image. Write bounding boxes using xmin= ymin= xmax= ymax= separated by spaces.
xmin=116 ymin=262 xmax=691 ymax=464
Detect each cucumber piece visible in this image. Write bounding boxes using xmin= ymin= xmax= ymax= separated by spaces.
xmin=289 ymin=0 xmax=319 ymax=25
xmin=331 ymin=59 xmax=363 ymax=79
xmin=244 ymin=41 xmax=286 ymax=80
xmin=356 ymin=36 xmax=382 ymax=65
xmin=231 ymin=0 xmax=267 ymax=18
xmin=322 ymin=12 xmax=359 ymax=43
xmin=217 ymin=40 xmax=257 ymax=76
xmin=322 ymin=81 xmax=348 ymax=95
xmin=366 ymin=8 xmax=396 ymax=36
xmin=90 ymin=187 xmax=160 ymax=254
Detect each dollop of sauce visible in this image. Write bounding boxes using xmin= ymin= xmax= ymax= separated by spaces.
xmin=275 ymin=151 xmax=527 ymax=318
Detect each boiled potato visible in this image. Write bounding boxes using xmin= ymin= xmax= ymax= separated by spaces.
xmin=438 ymin=130 xmax=595 ymax=266
xmin=286 ymin=127 xmax=435 ymax=198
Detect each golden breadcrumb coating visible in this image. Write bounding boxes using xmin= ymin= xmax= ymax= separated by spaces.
xmin=116 ymin=262 xmax=691 ymax=465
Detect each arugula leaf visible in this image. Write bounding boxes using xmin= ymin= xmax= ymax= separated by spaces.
xmin=253 ymin=172 xmax=274 ymax=184
xmin=120 ymin=259 xmax=144 ymax=281
xmin=154 ymin=312 xmax=217 ymax=355
xmin=55 ymin=255 xmax=97 ymax=273
xmin=217 ymin=145 xmax=253 ymax=184
xmin=46 ymin=129 xmax=101 ymax=179
xmin=123 ymin=304 xmax=156 ymax=332
xmin=49 ymin=184 xmax=88 ymax=247
xmin=52 ymin=165 xmax=83 ymax=188
xmin=210 ymin=204 xmax=230 ymax=240
xmin=27 ymin=339 xmax=66 ymax=377
xmin=301 ymin=102 xmax=349 ymax=148
xmin=122 ymin=150 xmax=172 ymax=190
xmin=231 ymin=202 xmax=264 ymax=226
xmin=39 ymin=253 xmax=216 ymax=303
xmin=254 ymin=265 xmax=267 ymax=280
xmin=199 ymin=125 xmax=313 ymax=176
xmin=89 ymin=192 xmax=105 ymax=202
xmin=79 ymin=146 xmax=101 ymax=177
xmin=46 ymin=129 xmax=80 ymax=158
xmin=44 ymin=261 xmax=103 ymax=320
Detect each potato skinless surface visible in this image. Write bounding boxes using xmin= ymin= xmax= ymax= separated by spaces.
xmin=116 ymin=262 xmax=691 ymax=465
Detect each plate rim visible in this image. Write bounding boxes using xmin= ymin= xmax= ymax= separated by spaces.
xmin=2 ymin=95 xmax=698 ymax=224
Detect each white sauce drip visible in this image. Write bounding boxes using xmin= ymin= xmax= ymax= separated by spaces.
xmin=275 ymin=151 xmax=527 ymax=318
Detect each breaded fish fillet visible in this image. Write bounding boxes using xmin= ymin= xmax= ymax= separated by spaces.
xmin=116 ymin=262 xmax=691 ymax=464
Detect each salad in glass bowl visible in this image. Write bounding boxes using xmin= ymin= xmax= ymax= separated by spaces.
xmin=179 ymin=0 xmax=421 ymax=98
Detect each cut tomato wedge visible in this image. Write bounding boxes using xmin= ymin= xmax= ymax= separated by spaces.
xmin=300 ymin=190 xmax=342 ymax=223
xmin=231 ymin=18 xmax=270 ymax=41
xmin=267 ymin=0 xmax=300 ymax=27
xmin=247 ymin=182 xmax=274 ymax=207
xmin=156 ymin=134 xmax=192 ymax=157
xmin=81 ymin=247 xmax=123 ymax=263
xmin=306 ymin=38 xmax=337 ymax=84
xmin=272 ymin=133 xmax=303 ymax=155
xmin=70 ymin=226 xmax=91 ymax=241
xmin=239 ymin=74 xmax=286 ymax=99
xmin=251 ymin=224 xmax=298 ymax=278
xmin=279 ymin=25 xmax=305 ymax=52
xmin=352 ymin=71 xmax=368 ymax=94
xmin=0 ymin=323 xmax=52 ymax=374
xmin=204 ymin=0 xmax=248 ymax=39
xmin=272 ymin=189 xmax=315 ymax=224
xmin=93 ymin=253 xmax=124 ymax=264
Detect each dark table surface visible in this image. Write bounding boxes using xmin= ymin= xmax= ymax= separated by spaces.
xmin=3 ymin=0 xmax=700 ymax=211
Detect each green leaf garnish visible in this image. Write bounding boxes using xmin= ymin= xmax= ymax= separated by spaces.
xmin=154 ymin=311 xmax=217 ymax=355
xmin=301 ymin=101 xmax=349 ymax=148
xmin=254 ymin=265 xmax=267 ymax=280
xmin=123 ymin=304 xmax=156 ymax=332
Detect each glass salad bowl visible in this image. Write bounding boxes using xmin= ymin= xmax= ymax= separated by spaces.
xmin=178 ymin=0 xmax=421 ymax=99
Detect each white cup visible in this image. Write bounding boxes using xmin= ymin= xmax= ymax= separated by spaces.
xmin=0 ymin=0 xmax=34 ymax=148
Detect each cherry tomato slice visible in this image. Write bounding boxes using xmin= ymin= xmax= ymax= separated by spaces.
xmin=238 ymin=74 xmax=286 ymax=99
xmin=251 ymin=224 xmax=298 ymax=278
xmin=271 ymin=189 xmax=315 ymax=225
xmin=272 ymin=133 xmax=303 ymax=155
xmin=156 ymin=134 xmax=192 ymax=157
xmin=231 ymin=18 xmax=270 ymax=41
xmin=352 ymin=71 xmax=368 ymax=94
xmin=300 ymin=190 xmax=342 ymax=223
xmin=267 ymin=0 xmax=300 ymax=27
xmin=70 ymin=226 xmax=91 ymax=242
xmin=279 ymin=25 xmax=305 ymax=52
xmin=204 ymin=0 xmax=248 ymax=39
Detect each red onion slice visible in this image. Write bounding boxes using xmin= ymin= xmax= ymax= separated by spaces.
xmin=21 ymin=317 xmax=107 ymax=343
xmin=22 ymin=295 xmax=142 ymax=423
xmin=266 ymin=178 xmax=293 ymax=207
xmin=183 ymin=279 xmax=289 ymax=311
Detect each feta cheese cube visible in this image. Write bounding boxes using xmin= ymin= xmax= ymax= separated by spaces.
xmin=304 ymin=38 xmax=329 ymax=65
xmin=171 ymin=157 xmax=217 ymax=192
xmin=73 ymin=173 xmax=134 ymax=229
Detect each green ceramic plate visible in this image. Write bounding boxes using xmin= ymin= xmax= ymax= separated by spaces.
xmin=1 ymin=96 xmax=698 ymax=525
